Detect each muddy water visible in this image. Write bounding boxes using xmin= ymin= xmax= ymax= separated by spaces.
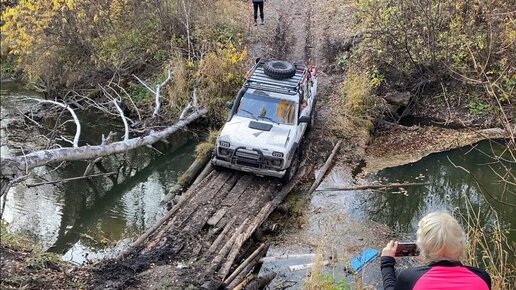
xmin=1 ymin=82 xmax=199 ymax=264
xmin=263 ymin=140 xmax=515 ymax=289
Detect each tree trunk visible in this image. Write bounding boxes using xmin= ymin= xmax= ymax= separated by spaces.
xmin=0 ymin=109 xmax=207 ymax=196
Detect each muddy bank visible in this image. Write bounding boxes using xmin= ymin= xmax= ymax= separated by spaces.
xmin=363 ymin=124 xmax=507 ymax=174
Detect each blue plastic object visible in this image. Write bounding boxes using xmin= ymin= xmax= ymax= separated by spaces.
xmin=349 ymin=248 xmax=380 ymax=272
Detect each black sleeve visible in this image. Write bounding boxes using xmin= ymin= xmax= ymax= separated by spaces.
xmin=381 ymin=256 xmax=397 ymax=290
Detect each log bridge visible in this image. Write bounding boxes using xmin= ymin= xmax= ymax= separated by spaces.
xmin=103 ymin=168 xmax=303 ymax=289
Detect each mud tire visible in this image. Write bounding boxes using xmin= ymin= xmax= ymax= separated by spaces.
xmin=263 ymin=61 xmax=296 ymax=80
xmin=282 ymin=150 xmax=299 ymax=183
xmin=308 ymin=99 xmax=317 ymax=130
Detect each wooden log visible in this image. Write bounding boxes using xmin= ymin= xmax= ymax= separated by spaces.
xmin=144 ymin=171 xmax=234 ymax=254
xmin=231 ymin=274 xmax=255 ymax=290
xmin=243 ymin=272 xmax=277 ymax=290
xmin=317 ymin=182 xmax=430 ymax=191
xmin=161 ymin=153 xmax=211 ymax=203
xmin=308 ymin=140 xmax=342 ymax=194
xmin=192 ymin=162 xmax=214 ymax=186
xmin=116 ymin=170 xmax=218 ymax=259
xmin=26 ymin=172 xmax=117 ymax=187
xmin=208 ymin=207 xmax=228 ymax=226
xmin=224 ymin=243 xmax=268 ymax=288
xmin=206 ymin=216 xmax=237 ymax=257
xmin=208 ymin=218 xmax=249 ymax=274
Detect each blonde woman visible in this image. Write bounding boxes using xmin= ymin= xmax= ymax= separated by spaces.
xmin=381 ymin=211 xmax=491 ymax=290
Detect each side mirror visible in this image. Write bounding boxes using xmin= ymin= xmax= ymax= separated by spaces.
xmin=225 ymin=101 xmax=234 ymax=109
xmin=299 ymin=116 xmax=310 ymax=123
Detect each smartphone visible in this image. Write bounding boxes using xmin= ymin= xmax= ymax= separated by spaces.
xmin=395 ymin=242 xmax=420 ymax=257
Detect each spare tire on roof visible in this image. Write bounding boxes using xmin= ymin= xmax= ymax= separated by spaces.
xmin=263 ymin=60 xmax=296 ymax=80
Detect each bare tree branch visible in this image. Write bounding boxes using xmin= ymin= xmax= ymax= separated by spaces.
xmin=29 ymin=98 xmax=81 ymax=148
xmin=153 ymin=69 xmax=173 ymax=118
xmin=113 ymin=99 xmax=129 ymax=141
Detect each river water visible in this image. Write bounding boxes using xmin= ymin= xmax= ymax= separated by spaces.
xmin=1 ymin=81 xmax=199 ymax=264
xmin=262 ymin=140 xmax=515 ymax=289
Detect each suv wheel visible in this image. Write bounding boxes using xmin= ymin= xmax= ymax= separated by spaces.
xmin=282 ymin=150 xmax=300 ymax=183
xmin=308 ymin=100 xmax=317 ymax=130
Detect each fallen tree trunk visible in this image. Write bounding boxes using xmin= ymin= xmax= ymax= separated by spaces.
xmin=161 ymin=152 xmax=211 ymax=203
xmin=317 ymin=182 xmax=430 ymax=191
xmin=0 ymin=108 xmax=207 ymax=197
xmin=192 ymin=162 xmax=214 ymax=186
xmin=308 ymin=140 xmax=342 ymax=194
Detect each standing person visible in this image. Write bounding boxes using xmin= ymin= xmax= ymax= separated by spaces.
xmin=381 ymin=211 xmax=491 ymax=290
xmin=252 ymin=0 xmax=264 ymax=26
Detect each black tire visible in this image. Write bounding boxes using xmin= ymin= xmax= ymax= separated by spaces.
xmin=282 ymin=150 xmax=299 ymax=183
xmin=263 ymin=61 xmax=296 ymax=80
xmin=308 ymin=99 xmax=317 ymax=130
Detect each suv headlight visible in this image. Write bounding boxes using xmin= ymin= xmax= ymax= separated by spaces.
xmin=219 ymin=148 xmax=232 ymax=156
xmin=272 ymin=151 xmax=284 ymax=158
xmin=219 ymin=141 xmax=230 ymax=147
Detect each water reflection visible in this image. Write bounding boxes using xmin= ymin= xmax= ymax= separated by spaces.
xmin=3 ymin=140 xmax=197 ymax=263
xmin=1 ymin=80 xmax=200 ymax=264
xmin=354 ymin=140 xmax=515 ymax=246
xmin=265 ymin=140 xmax=514 ymax=289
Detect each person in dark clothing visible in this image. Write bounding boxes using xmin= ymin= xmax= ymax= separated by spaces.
xmin=252 ymin=0 xmax=264 ymax=25
xmin=381 ymin=211 xmax=491 ymax=290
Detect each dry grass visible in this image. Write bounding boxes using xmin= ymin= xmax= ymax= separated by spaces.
xmin=194 ymin=130 xmax=219 ymax=159
xmin=460 ymin=194 xmax=516 ymax=290
xmin=329 ymin=68 xmax=375 ymax=139
xmin=304 ymin=240 xmax=374 ymax=290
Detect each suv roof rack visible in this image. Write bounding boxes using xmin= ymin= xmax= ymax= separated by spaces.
xmin=244 ymin=61 xmax=308 ymax=95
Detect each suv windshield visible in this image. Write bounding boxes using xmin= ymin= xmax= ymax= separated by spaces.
xmin=236 ymin=92 xmax=297 ymax=125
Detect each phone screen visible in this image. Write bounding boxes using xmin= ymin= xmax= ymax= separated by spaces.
xmin=395 ymin=242 xmax=420 ymax=256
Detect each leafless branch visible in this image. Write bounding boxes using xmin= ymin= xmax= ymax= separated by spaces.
xmin=133 ymin=74 xmax=156 ymax=95
xmin=153 ymin=69 xmax=173 ymax=117
xmin=113 ymin=99 xmax=129 ymax=141
xmin=28 ymin=98 xmax=81 ymax=147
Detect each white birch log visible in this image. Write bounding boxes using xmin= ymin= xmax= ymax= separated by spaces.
xmin=1 ymin=108 xmax=207 ymax=195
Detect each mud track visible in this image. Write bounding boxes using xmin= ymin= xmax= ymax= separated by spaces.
xmin=88 ymin=1 xmax=325 ymax=289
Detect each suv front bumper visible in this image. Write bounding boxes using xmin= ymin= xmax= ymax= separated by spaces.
xmin=212 ymin=157 xmax=286 ymax=178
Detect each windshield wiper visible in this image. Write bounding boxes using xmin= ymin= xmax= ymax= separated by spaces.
xmin=259 ymin=115 xmax=280 ymax=125
xmin=239 ymin=109 xmax=258 ymax=120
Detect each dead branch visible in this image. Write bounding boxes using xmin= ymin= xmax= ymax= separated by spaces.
xmin=112 ymin=83 xmax=142 ymax=122
xmin=1 ymin=108 xmax=207 ymax=197
xmin=29 ymin=98 xmax=81 ymax=147
xmin=447 ymin=156 xmax=516 ymax=207
xmin=154 ymin=70 xmax=173 ymax=117
xmin=26 ymin=172 xmax=117 ymax=188
xmin=317 ymin=182 xmax=430 ymax=192
xmin=113 ymin=99 xmax=129 ymax=141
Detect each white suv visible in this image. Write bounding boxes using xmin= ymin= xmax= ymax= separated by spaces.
xmin=212 ymin=59 xmax=317 ymax=181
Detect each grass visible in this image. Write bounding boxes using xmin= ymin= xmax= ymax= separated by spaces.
xmin=460 ymin=194 xmax=516 ymax=290
xmin=304 ymin=240 xmax=373 ymax=290
xmin=0 ymin=220 xmax=36 ymax=251
xmin=194 ymin=130 xmax=219 ymax=159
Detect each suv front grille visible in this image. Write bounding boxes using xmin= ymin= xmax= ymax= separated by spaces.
xmin=235 ymin=150 xmax=260 ymax=160
xmin=232 ymin=148 xmax=263 ymax=168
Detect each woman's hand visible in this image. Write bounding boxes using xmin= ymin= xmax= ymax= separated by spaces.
xmin=382 ymin=240 xmax=398 ymax=257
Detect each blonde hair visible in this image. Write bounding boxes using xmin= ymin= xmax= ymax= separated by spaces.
xmin=416 ymin=211 xmax=466 ymax=261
